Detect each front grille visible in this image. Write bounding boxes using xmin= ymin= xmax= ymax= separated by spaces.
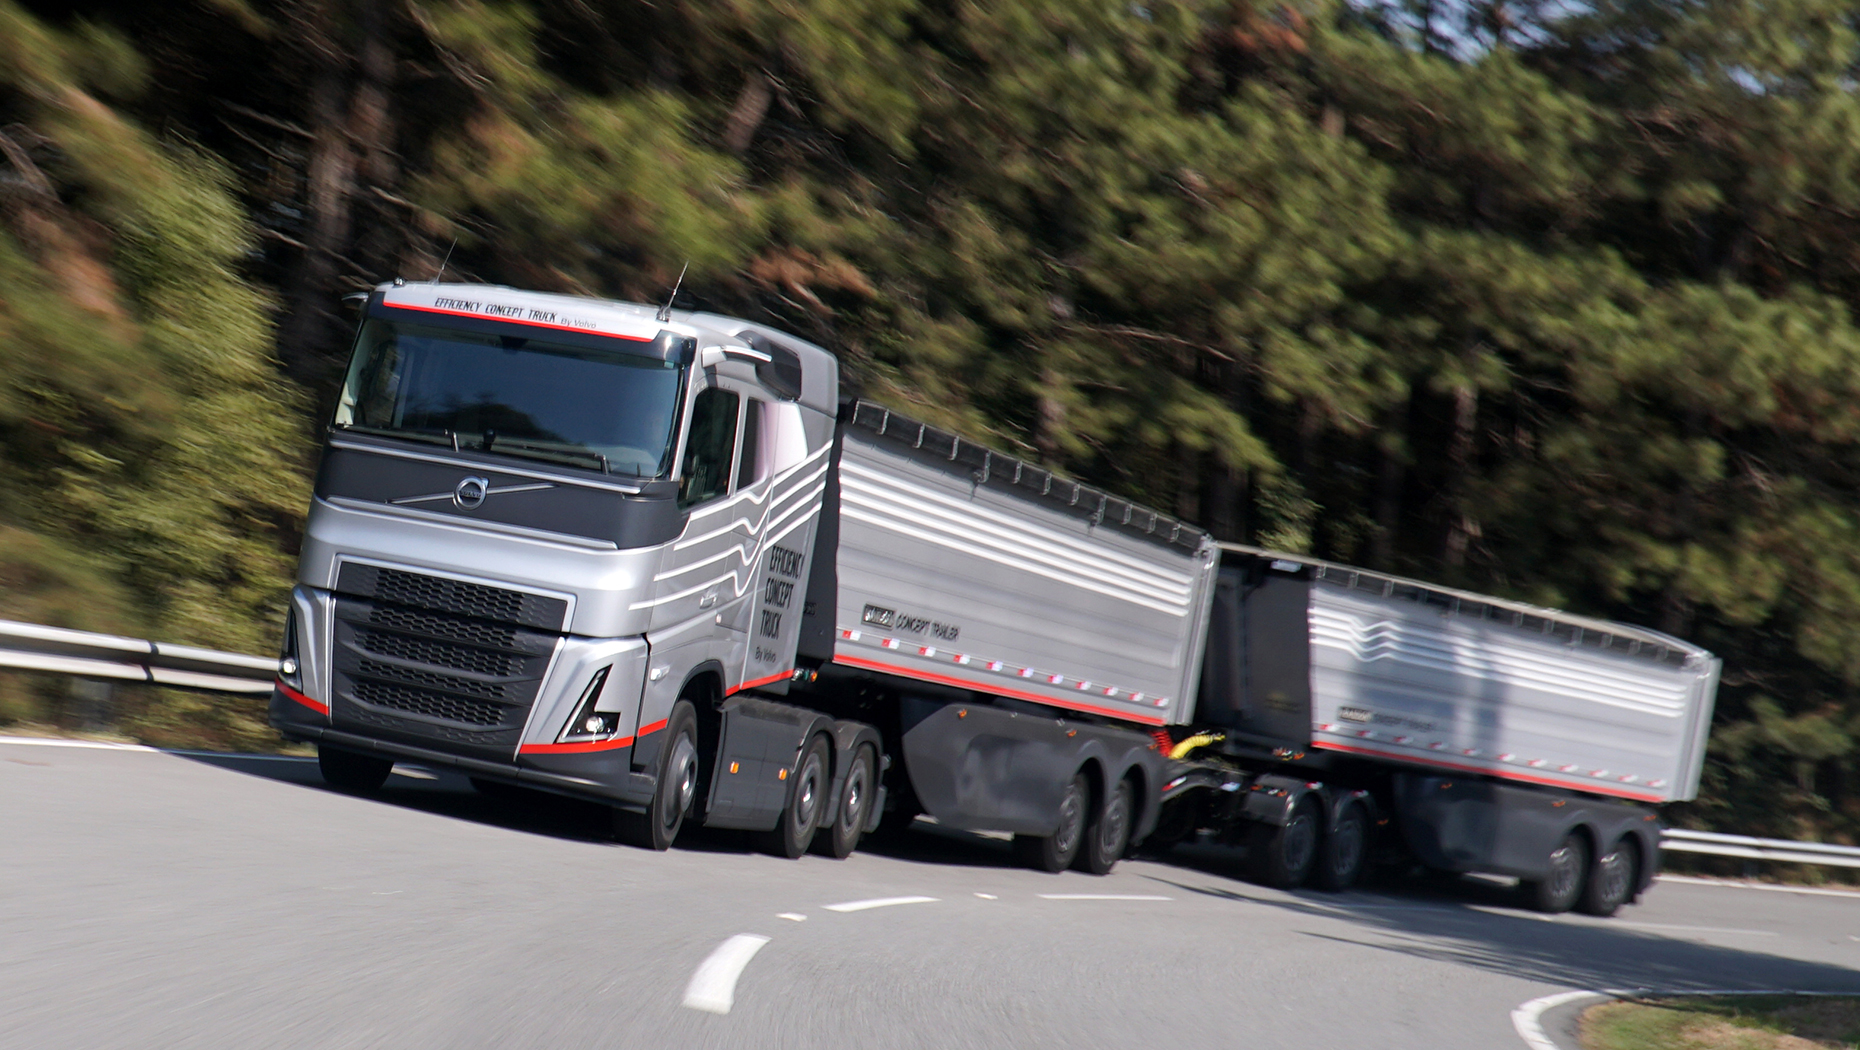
xmin=327 ymin=578 xmax=561 ymax=758
xmin=336 ymin=563 xmax=567 ymax=630
xmin=352 ymin=679 xmax=506 ymax=727
xmin=353 ymin=627 xmax=525 ymax=677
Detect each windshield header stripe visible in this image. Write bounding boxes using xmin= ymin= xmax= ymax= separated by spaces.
xmin=383 ymin=300 xmax=655 ymax=342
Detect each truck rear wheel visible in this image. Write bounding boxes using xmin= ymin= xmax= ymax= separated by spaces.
xmin=1577 ymin=839 xmax=1637 ymax=917
xmin=760 ymin=734 xmax=830 ymax=859
xmin=1313 ymin=800 xmax=1368 ymax=892
xmin=821 ymin=744 xmax=876 ymax=859
xmin=615 ymin=702 xmax=698 ymax=851
xmin=1077 ymin=776 xmax=1133 ymax=875
xmin=1248 ymin=796 xmax=1319 ymax=889
xmin=1526 ymin=833 xmax=1590 ymax=913
xmin=318 ymin=745 xmax=392 ymax=792
xmin=1014 ymin=772 xmax=1088 ymax=873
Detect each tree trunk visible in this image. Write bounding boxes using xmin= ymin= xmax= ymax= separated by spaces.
xmin=276 ymin=0 xmax=356 ymax=388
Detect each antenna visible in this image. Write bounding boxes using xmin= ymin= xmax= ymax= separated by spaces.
xmin=432 ymin=238 xmax=457 ymax=283
xmin=655 ymin=262 xmax=688 ymax=323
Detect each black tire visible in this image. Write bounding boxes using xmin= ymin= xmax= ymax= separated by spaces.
xmin=1077 ymin=776 xmax=1134 ymax=875
xmin=615 ymin=702 xmax=699 ymax=851
xmin=1526 ymin=833 xmax=1590 ymax=913
xmin=1577 ymin=839 xmax=1638 ymax=917
xmin=821 ymin=744 xmax=877 ymax=859
xmin=318 ymin=744 xmax=392 ymax=792
xmin=1248 ymin=796 xmax=1320 ymax=889
xmin=1313 ymin=801 xmax=1369 ymax=892
xmin=759 ymin=734 xmax=830 ymax=859
xmin=1014 ymin=772 xmax=1089 ymax=873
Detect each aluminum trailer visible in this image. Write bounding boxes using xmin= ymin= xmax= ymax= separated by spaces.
xmin=1154 ymin=546 xmax=1719 ymax=914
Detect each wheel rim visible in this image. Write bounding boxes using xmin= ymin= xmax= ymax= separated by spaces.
xmin=841 ymin=764 xmax=867 ymax=833
xmin=1283 ymin=811 xmax=1317 ymax=873
xmin=1547 ymin=842 xmax=1580 ymax=900
xmin=1054 ymin=781 xmax=1084 ymax=854
xmin=1598 ymin=849 xmax=1630 ymax=904
xmin=795 ymin=754 xmax=823 ymax=830
xmin=1102 ymin=786 xmax=1130 ymax=856
xmin=663 ymin=733 xmax=698 ymax=830
xmin=1331 ymin=814 xmax=1364 ymax=878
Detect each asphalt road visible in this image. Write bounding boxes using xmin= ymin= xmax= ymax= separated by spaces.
xmin=4 ymin=738 xmax=1858 ymax=1050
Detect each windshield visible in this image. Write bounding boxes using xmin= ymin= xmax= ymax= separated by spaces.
xmin=333 ymin=319 xmax=684 ymax=477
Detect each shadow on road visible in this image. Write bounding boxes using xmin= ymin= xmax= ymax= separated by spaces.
xmin=178 ymin=750 xmax=1860 ymax=995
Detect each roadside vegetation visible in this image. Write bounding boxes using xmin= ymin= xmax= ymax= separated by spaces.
xmin=2 ymin=0 xmax=1860 ymax=847
xmin=1583 ymin=995 xmax=1860 ymax=1050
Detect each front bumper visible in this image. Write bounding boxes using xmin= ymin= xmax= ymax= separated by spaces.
xmin=272 ymin=684 xmax=658 ymax=809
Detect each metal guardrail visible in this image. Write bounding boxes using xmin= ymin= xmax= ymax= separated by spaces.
xmin=5 ymin=619 xmax=1860 ymax=868
xmin=1661 ymin=828 xmax=1860 ymax=869
xmin=0 ymin=619 xmax=277 ymax=695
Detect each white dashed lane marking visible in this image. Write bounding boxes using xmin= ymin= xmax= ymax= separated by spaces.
xmin=683 ymin=934 xmax=771 ymax=1015
xmin=822 ymin=896 xmax=939 ymax=913
xmin=1038 ymin=894 xmax=1172 ymax=901
xmin=777 ymin=913 xmax=806 ymax=922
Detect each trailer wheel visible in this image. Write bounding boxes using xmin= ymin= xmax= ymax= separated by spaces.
xmin=821 ymin=744 xmax=877 ymax=859
xmin=1014 ymin=773 xmax=1089 ymax=873
xmin=318 ymin=745 xmax=392 ymax=793
xmin=1576 ymin=839 xmax=1638 ymax=917
xmin=1248 ymin=796 xmax=1319 ymax=889
xmin=615 ymin=701 xmax=699 ymax=851
xmin=1526 ymin=833 xmax=1590 ymax=913
xmin=760 ymin=734 xmax=830 ymax=859
xmin=1313 ymin=801 xmax=1368 ymax=892
xmin=1078 ymin=776 xmax=1134 ymax=875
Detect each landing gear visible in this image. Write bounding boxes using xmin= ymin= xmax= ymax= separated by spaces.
xmin=1015 ymin=773 xmax=1088 ymax=873
xmin=615 ymin=701 xmax=699 ymax=851
xmin=318 ymin=745 xmax=392 ymax=792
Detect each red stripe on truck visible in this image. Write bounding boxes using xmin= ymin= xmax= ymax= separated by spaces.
xmin=385 ymin=301 xmax=652 ymax=342
xmin=832 ymin=654 xmax=1167 ymax=726
xmin=635 ymin=718 xmax=668 ymax=738
xmin=728 ymin=670 xmax=793 ymax=696
xmin=519 ymin=737 xmax=634 ymax=754
xmin=276 ymin=679 xmax=329 ymax=716
xmin=1310 ymin=741 xmax=1667 ymax=802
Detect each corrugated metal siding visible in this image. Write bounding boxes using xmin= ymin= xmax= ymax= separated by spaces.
xmin=1306 ymin=583 xmax=1717 ymax=802
xmin=828 ymin=430 xmax=1217 ymax=727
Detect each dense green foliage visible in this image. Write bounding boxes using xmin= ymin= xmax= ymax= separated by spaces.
xmin=4 ymin=0 xmax=1860 ymax=840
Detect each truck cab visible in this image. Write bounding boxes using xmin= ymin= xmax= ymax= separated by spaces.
xmin=271 ymin=281 xmax=846 ymax=845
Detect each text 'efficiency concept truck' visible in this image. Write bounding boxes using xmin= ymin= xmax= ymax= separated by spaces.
xmin=271 ymin=281 xmax=1719 ymax=915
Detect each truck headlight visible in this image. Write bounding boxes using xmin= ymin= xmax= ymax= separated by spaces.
xmin=557 ymin=666 xmax=618 ymax=742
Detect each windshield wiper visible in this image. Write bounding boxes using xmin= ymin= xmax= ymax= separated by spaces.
xmin=335 ymin=423 xmax=457 ymax=448
xmin=479 ymin=438 xmax=613 ymax=474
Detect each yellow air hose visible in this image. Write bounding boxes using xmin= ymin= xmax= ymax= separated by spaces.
xmin=1168 ymin=732 xmax=1225 ymax=760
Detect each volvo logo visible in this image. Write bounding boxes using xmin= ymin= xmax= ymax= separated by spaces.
xmin=453 ymin=476 xmax=491 ymax=509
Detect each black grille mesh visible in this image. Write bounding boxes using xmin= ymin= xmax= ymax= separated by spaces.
xmin=336 ymin=563 xmax=566 ymax=629
xmin=352 ymin=680 xmax=506 ymax=727
xmin=366 ymin=604 xmax=518 ymax=650
xmin=354 ymin=628 xmax=523 ymax=677
xmin=356 ymin=660 xmax=510 ymax=700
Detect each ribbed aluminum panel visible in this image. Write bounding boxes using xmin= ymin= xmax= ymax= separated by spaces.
xmin=828 ymin=431 xmax=1218 ymax=727
xmin=1305 ymin=583 xmax=1718 ymax=802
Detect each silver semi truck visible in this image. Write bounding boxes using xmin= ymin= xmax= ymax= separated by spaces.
xmin=271 ymin=281 xmax=1718 ymax=915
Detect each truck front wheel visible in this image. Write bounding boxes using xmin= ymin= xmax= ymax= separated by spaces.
xmin=1077 ymin=776 xmax=1133 ymax=875
xmin=318 ymin=745 xmax=392 ymax=793
xmin=615 ymin=702 xmax=698 ymax=851
xmin=1526 ymin=833 xmax=1590 ymax=913
xmin=1015 ymin=772 xmax=1089 ymax=873
xmin=1248 ymin=796 xmax=1319 ymax=889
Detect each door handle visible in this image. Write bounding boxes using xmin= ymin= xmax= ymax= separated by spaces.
xmin=699 ymin=588 xmax=719 ymax=609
